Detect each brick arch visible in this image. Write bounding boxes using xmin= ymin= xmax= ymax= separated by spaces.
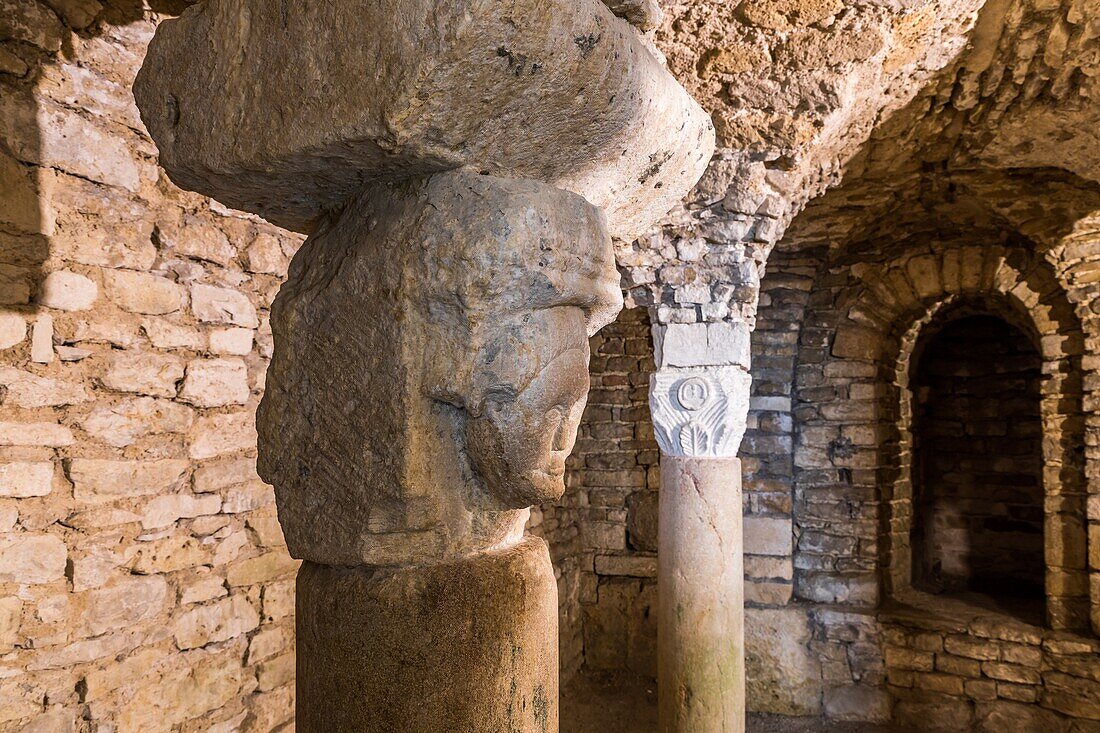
xmin=792 ymin=243 xmax=1091 ymax=631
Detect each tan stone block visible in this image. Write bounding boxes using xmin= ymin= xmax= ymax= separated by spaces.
xmin=745 ymin=607 xmax=822 ymax=715
xmin=247 ymin=625 xmax=291 ymax=666
xmin=965 ymin=678 xmax=998 ymax=701
xmin=0 ymin=534 xmax=67 ymax=584
xmin=1000 ymin=643 xmax=1042 ymax=668
xmin=173 ymin=594 xmax=260 ymax=650
xmin=885 ymin=645 xmax=935 ymax=671
xmin=0 ymin=596 xmax=21 ymax=651
xmin=0 ymin=421 xmax=73 ymax=447
xmin=744 ymin=516 xmax=793 ymax=556
xmin=83 ymin=648 xmax=161 ymax=701
xmin=594 ymin=554 xmax=657 ymax=578
xmin=193 ymin=458 xmax=259 ymax=493
xmin=80 ymin=575 xmax=168 ymax=636
xmin=245 ymin=233 xmax=288 ymax=276
xmin=3 ymin=91 xmax=143 ymax=190
xmin=221 ymin=481 xmax=275 ymax=514
xmin=745 ymin=580 xmax=793 ymax=606
xmin=179 ymin=358 xmax=250 ymax=407
xmin=0 ymin=461 xmax=54 ymax=497
xmin=981 ymin=661 xmax=1040 ymax=685
xmin=256 ymin=652 xmax=294 ymax=692
xmin=29 ymin=314 xmax=52 ymax=363
xmin=226 ymin=552 xmax=299 ymax=587
xmin=261 ymin=580 xmax=295 ymax=622
xmin=913 ymin=671 xmax=965 ymax=695
xmin=103 ymin=269 xmax=185 ymax=315
xmin=944 ymin=634 xmax=1001 ymax=661
xmin=130 ymin=534 xmax=209 ymax=574
xmin=82 ymin=397 xmax=194 ymax=448
xmin=180 ymin=575 xmax=229 ymax=606
xmin=70 ymin=546 xmax=126 ymax=591
xmin=141 ymin=493 xmax=222 ymax=529
xmin=246 ymin=516 xmax=285 ymax=548
xmin=160 ymin=217 xmax=236 ymax=268
xmin=100 ymin=350 xmax=185 ymax=397
xmin=69 ymin=458 xmax=190 ymax=502
xmin=996 ymin=682 xmax=1038 ymax=703
xmin=208 ymin=327 xmax=254 ymax=356
xmin=0 ymin=367 xmax=91 ymax=407
xmin=141 ymin=317 xmax=204 ymax=350
xmin=117 ymin=648 xmax=244 ymax=729
xmin=36 ymin=269 xmax=98 ymax=311
xmin=189 ymin=412 xmax=257 ymax=460
xmin=0 ymin=312 xmax=26 ymax=349
xmin=191 ymin=284 xmax=259 ymax=328
xmin=936 ymin=653 xmax=980 ymax=677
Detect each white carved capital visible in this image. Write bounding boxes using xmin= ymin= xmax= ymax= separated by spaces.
xmin=649 ymin=365 xmax=750 ymax=458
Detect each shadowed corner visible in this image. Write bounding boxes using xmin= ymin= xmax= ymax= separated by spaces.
xmin=0 ymin=0 xmax=193 ymax=358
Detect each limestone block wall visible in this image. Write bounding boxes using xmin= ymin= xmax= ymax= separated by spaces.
xmin=0 ymin=5 xmax=303 ymax=730
xmin=537 ymin=306 xmax=660 ymax=678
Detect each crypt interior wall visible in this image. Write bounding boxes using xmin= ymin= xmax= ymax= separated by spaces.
xmin=0 ymin=4 xmax=302 ymax=730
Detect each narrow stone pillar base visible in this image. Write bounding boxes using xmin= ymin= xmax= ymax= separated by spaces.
xmin=296 ymin=536 xmax=558 ymax=733
xmin=658 ymin=456 xmax=745 ymax=733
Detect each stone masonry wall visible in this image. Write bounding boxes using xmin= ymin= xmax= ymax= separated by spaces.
xmin=540 ymin=306 xmax=661 ymax=678
xmin=0 ymin=3 xmax=302 ymax=730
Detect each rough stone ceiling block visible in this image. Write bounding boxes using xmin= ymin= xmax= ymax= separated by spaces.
xmin=134 ymin=0 xmax=715 ymax=242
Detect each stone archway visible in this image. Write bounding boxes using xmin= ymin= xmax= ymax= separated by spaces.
xmin=907 ymin=308 xmax=1045 ymax=621
xmin=792 ymin=243 xmax=1090 ymax=631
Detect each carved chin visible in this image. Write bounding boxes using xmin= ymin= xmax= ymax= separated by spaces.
xmin=476 ymin=465 xmax=566 ymax=510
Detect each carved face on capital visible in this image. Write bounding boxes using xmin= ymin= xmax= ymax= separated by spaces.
xmin=464 ymin=307 xmax=594 ymax=508
xmin=421 ymin=175 xmax=622 ymax=510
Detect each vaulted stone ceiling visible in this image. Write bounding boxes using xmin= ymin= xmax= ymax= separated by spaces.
xmin=667 ymin=0 xmax=1100 ymax=255
xmin=610 ymin=0 xmax=1099 ymax=324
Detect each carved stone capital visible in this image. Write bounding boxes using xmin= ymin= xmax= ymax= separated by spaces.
xmin=649 ymin=365 xmax=750 ymax=458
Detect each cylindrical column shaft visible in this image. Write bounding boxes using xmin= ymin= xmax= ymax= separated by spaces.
xmin=296 ymin=537 xmax=559 ymax=733
xmin=658 ymin=455 xmax=745 ymax=733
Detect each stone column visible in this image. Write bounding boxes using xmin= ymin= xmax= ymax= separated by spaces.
xmin=135 ymin=2 xmax=713 ymax=731
xmin=650 ymin=321 xmax=752 ymax=733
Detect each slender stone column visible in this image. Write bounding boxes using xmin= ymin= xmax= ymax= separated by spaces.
xmin=650 ymin=321 xmax=752 ymax=733
xmin=134 ymin=1 xmax=713 ymax=730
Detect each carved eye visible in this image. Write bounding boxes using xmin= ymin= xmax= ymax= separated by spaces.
xmin=477 ymin=386 xmax=517 ymax=417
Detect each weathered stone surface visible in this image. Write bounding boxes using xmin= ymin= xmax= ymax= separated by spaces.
xmin=82 ymin=397 xmax=193 ymax=448
xmin=141 ymin=493 xmax=221 ymax=529
xmin=296 ymin=537 xmax=557 ymax=733
xmin=80 ymin=576 xmax=168 ymax=636
xmin=134 ymin=0 xmax=714 ymax=241
xmin=0 ymin=462 xmax=54 ymax=498
xmin=659 ymin=457 xmax=746 ymax=730
xmin=0 ymin=312 xmax=26 ymax=349
xmin=188 ymin=412 xmax=257 ymax=460
xmin=745 ymin=607 xmax=822 ymax=716
xmin=173 ymin=594 xmax=260 ymax=650
xmin=178 ymin=358 xmax=249 ymax=407
xmin=69 ymin=458 xmax=190 ymax=503
xmin=103 ymin=269 xmax=184 ymax=315
xmin=0 ymin=596 xmax=20 ymax=651
xmin=100 ymin=351 xmax=185 ymax=397
xmin=0 ymin=367 xmax=90 ymax=407
xmin=0 ymin=534 xmax=67 ymax=584
xmin=36 ymin=269 xmax=98 ymax=311
xmin=190 ymin=284 xmax=259 ymax=328
xmin=258 ymin=169 xmax=621 ymax=566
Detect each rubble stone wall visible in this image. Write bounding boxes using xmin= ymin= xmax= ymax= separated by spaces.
xmin=0 ymin=4 xmax=301 ymax=730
